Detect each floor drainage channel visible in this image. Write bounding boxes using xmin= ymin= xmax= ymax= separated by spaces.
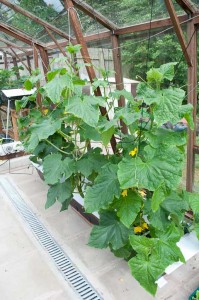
xmin=0 ymin=177 xmax=102 ymax=300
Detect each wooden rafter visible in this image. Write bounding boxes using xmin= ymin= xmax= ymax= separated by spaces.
xmin=0 ymin=0 xmax=71 ymax=41
xmin=0 ymin=22 xmax=46 ymax=47
xmin=44 ymin=27 xmax=68 ymax=57
xmin=164 ymin=0 xmax=192 ymax=67
xmin=0 ymin=36 xmax=29 ymax=53
xmin=175 ymin=0 xmax=198 ymax=14
xmin=71 ymin=0 xmax=118 ymax=30
xmin=115 ymin=14 xmax=188 ymax=35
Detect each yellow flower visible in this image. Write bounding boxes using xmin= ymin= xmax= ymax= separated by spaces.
xmin=121 ymin=189 xmax=128 ymax=197
xmin=142 ymin=222 xmax=149 ymax=230
xmin=43 ymin=108 xmax=48 ymax=115
xmin=139 ymin=190 xmax=146 ymax=197
xmin=129 ymin=147 xmax=138 ymax=157
xmin=134 ymin=226 xmax=143 ymax=233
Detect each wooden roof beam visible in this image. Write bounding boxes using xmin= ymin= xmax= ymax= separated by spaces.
xmin=0 ymin=0 xmax=71 ymax=41
xmin=175 ymin=0 xmax=198 ymax=14
xmin=0 ymin=22 xmax=46 ymax=47
xmin=114 ymin=14 xmax=188 ymax=35
xmin=71 ymin=0 xmax=118 ymax=30
xmin=164 ymin=0 xmax=192 ymax=67
xmin=0 ymin=36 xmax=29 ymax=53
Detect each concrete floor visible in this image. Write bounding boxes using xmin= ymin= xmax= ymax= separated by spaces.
xmin=0 ymin=156 xmax=199 ymax=300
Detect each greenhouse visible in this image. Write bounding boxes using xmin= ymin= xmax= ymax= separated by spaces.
xmin=1 ymin=0 xmax=199 ymax=299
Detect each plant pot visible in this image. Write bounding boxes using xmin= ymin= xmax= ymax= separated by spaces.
xmin=189 ymin=288 xmax=199 ymax=300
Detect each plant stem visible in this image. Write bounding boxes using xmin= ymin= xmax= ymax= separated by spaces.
xmin=45 ymin=139 xmax=70 ymax=155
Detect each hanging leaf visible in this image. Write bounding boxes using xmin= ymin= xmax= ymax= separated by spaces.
xmin=84 ymin=163 xmax=120 ymax=213
xmin=43 ymin=154 xmax=75 ymax=185
xmin=25 ymin=118 xmax=62 ymax=152
xmin=154 ymin=88 xmax=185 ymax=126
xmin=118 ymin=145 xmax=183 ymax=191
xmin=183 ymin=191 xmax=199 ymax=214
xmin=151 ymin=183 xmax=168 ymax=212
xmin=88 ymin=211 xmax=132 ymax=250
xmin=66 ymin=95 xmax=100 ymax=127
xmin=43 ymin=73 xmax=73 ymax=103
xmin=114 ymin=190 xmax=142 ymax=228
xmin=145 ymin=128 xmax=187 ymax=148
xmin=114 ymin=107 xmax=141 ymax=126
xmin=129 ymin=224 xmax=184 ymax=295
xmin=46 ymin=181 xmax=73 ymax=209
xmin=128 ymin=253 xmax=165 ymax=295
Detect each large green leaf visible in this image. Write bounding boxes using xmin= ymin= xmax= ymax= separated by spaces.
xmin=118 ymin=146 xmax=183 ymax=191
xmin=149 ymin=192 xmax=188 ymax=230
xmin=43 ymin=153 xmax=63 ymax=184
xmin=25 ymin=118 xmax=62 ymax=152
xmin=45 ymin=181 xmax=73 ymax=209
xmin=43 ymin=74 xmax=72 ymax=103
xmin=128 ymin=224 xmax=184 ymax=295
xmin=110 ymin=89 xmax=134 ymax=102
xmin=159 ymin=62 xmax=177 ymax=81
xmin=154 ymin=88 xmax=185 ymax=126
xmin=114 ymin=107 xmax=141 ymax=126
xmin=43 ymin=154 xmax=75 ymax=185
xmin=84 ymin=163 xmax=120 ymax=213
xmin=66 ymin=95 xmax=99 ymax=127
xmin=76 ymin=148 xmax=108 ymax=177
xmin=79 ymin=123 xmax=101 ymax=141
xmin=136 ymin=82 xmax=161 ymax=105
xmin=156 ymin=225 xmax=185 ymax=264
xmin=128 ymin=254 xmax=165 ymax=295
xmin=114 ymin=190 xmax=142 ymax=228
xmin=145 ymin=128 xmax=187 ymax=148
xmin=149 ymin=208 xmax=170 ymax=231
xmin=129 ymin=235 xmax=157 ymax=255
xmin=88 ymin=211 xmax=131 ymax=250
xmin=151 ymin=183 xmax=168 ymax=212
xmin=101 ymin=126 xmax=115 ymax=146
xmin=184 ymin=191 xmax=199 ymax=214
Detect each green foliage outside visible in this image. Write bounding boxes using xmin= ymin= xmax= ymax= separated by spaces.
xmin=17 ymin=44 xmax=199 ymax=296
xmin=0 ymin=67 xmax=27 ymax=90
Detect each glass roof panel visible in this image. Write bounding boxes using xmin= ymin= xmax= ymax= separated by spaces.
xmin=83 ymin=0 xmax=185 ymax=28
xmin=190 ymin=0 xmax=199 ymax=9
xmin=0 ymin=0 xmax=188 ymax=47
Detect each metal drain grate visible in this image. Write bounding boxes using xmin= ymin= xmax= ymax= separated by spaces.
xmin=0 ymin=177 xmax=102 ymax=300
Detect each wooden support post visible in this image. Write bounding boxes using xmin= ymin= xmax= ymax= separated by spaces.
xmin=33 ymin=44 xmax=42 ymax=107
xmin=9 ymin=48 xmax=31 ymax=74
xmin=164 ymin=0 xmax=192 ymax=67
xmin=37 ymin=45 xmax=50 ymax=76
xmin=3 ymin=52 xmax=8 ymax=69
xmin=186 ymin=21 xmax=197 ymax=192
xmin=26 ymin=55 xmax=32 ymax=73
xmin=63 ymin=0 xmax=116 ymax=153
xmin=12 ymin=57 xmax=20 ymax=80
xmin=111 ymin=34 xmax=128 ymax=134
xmin=175 ymin=0 xmax=198 ymax=14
